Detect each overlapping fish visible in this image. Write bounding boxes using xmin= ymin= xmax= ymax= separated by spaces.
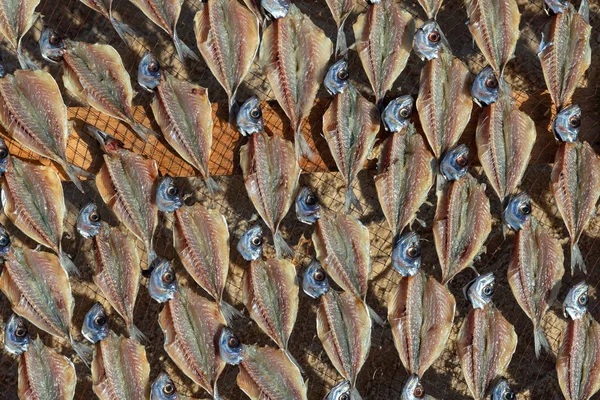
xmin=237 ymin=97 xmax=300 ymax=257
xmin=557 ymin=282 xmax=600 ymax=400
xmin=151 ymin=372 xmax=200 ymax=400
xmin=401 ymin=375 xmax=436 ymax=400
xmin=388 ymin=232 xmax=455 ymax=377
xmin=77 ymin=203 xmax=145 ymax=342
xmin=194 ymin=0 xmax=260 ymax=119
xmin=0 ymin=0 xmax=39 ymax=69
xmin=259 ymin=2 xmax=332 ymax=160
xmin=353 ymin=0 xmax=414 ymax=106
xmin=39 ymin=28 xmax=156 ymax=142
xmin=456 ymin=273 xmax=518 ymax=400
xmin=79 ymin=0 xmax=137 ymax=44
xmin=219 ymin=327 xmax=308 ymax=400
xmin=375 ymin=96 xmax=434 ymax=236
xmin=433 ymin=146 xmax=492 ymax=284
xmin=138 ymin=52 xmax=221 ymax=195
xmin=303 ymin=261 xmax=371 ymax=399
xmin=4 ymin=314 xmax=77 ymax=400
xmin=323 ymin=59 xmax=380 ymax=213
xmin=504 ymin=193 xmax=564 ymax=357
xmin=325 ymin=0 xmax=355 ymax=57
xmin=149 ymin=260 xmax=227 ymax=399
xmin=82 ymin=303 xmax=151 ymax=400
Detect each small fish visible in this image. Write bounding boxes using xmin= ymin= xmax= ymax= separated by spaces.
xmin=439 ymin=144 xmax=469 ymax=182
xmin=353 ymin=0 xmax=414 ymax=106
xmin=151 ymin=371 xmax=199 ymax=400
xmin=0 ymin=0 xmax=39 ymax=69
xmin=402 ymin=375 xmax=436 ymax=400
xmin=79 ymin=0 xmax=137 ymax=44
xmin=39 ymin=28 xmax=156 ymax=142
xmin=194 ymin=0 xmax=260 ymax=119
xmin=325 ymin=0 xmax=356 ymax=57
xmin=323 ymin=59 xmax=380 ymax=213
xmin=491 ymin=378 xmax=516 ymax=400
xmin=552 ymin=104 xmax=580 ymax=142
xmin=471 ymin=66 xmax=500 ymax=107
xmin=219 ymin=327 xmax=308 ymax=399
xmin=456 ymin=273 xmax=518 ymax=400
xmin=259 ymin=3 xmax=332 ymax=160
xmin=4 ymin=314 xmax=77 ymax=400
xmin=238 ymin=98 xmax=301 ymax=258
xmin=550 ymin=140 xmax=600 ymax=273
xmin=155 ymin=176 xmax=184 ymax=213
xmin=237 ymin=223 xmax=264 ymax=261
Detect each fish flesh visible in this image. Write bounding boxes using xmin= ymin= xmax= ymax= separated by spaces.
xmin=402 ymin=375 xmax=436 ymax=400
xmin=353 ymin=0 xmax=414 ymax=106
xmin=138 ymin=51 xmax=221 ymax=195
xmin=323 ymin=59 xmax=380 ymax=213
xmin=243 ymin=0 xmax=265 ymax=26
xmin=456 ymin=273 xmax=518 ymax=400
xmin=39 ymin=28 xmax=156 ymax=142
xmin=551 ymin=141 xmax=600 ymax=273
xmin=259 ymin=3 xmax=333 ymax=160
xmin=325 ymin=0 xmax=356 ymax=57
xmin=0 ymin=0 xmax=39 ymax=69
xmin=195 ymin=0 xmax=260 ymax=119
xmin=79 ymin=0 xmax=137 ymax=44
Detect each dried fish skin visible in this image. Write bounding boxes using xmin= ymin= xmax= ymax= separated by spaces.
xmin=325 ymin=0 xmax=356 ymax=56
xmin=0 ymin=0 xmax=39 ymax=69
xmin=388 ymin=270 xmax=455 ymax=377
xmin=353 ymin=0 xmax=414 ymax=105
xmin=417 ymin=0 xmax=444 ymax=19
xmin=433 ymin=174 xmax=492 ymax=284
xmin=243 ymin=0 xmax=265 ymax=25
xmin=550 ymin=141 xmax=600 ymax=274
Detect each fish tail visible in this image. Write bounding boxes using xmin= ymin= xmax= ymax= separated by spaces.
xmin=273 ymin=231 xmax=294 ymax=258
xmin=127 ymin=322 xmax=148 ymax=343
xmin=345 ymin=187 xmax=363 ymax=214
xmin=205 ymin=175 xmax=223 ymax=197
xmin=59 ymin=249 xmax=80 ymax=277
xmin=219 ymin=299 xmax=244 ymax=324
xmin=62 ymin=162 xmax=87 ymax=193
xmin=351 ymin=386 xmax=363 ymax=400
xmin=366 ymin=302 xmax=385 ymax=327
xmin=228 ymin=93 xmax=240 ymax=125
xmin=571 ymin=243 xmax=586 ymax=275
xmin=16 ymin=42 xmax=38 ymax=71
xmin=70 ymin=336 xmax=92 ymax=367
xmin=147 ymin=246 xmax=158 ymax=269
xmin=173 ymin=30 xmax=199 ymax=62
xmin=295 ymin=126 xmax=316 ymax=162
xmin=335 ymin=24 xmax=348 ymax=59
xmin=284 ymin=348 xmax=304 ymax=374
xmin=534 ymin=325 xmax=550 ymax=359
xmin=110 ymin=16 xmax=138 ymax=43
xmin=213 ymin=382 xmax=221 ymax=400
xmin=131 ymin=121 xmax=160 ymax=142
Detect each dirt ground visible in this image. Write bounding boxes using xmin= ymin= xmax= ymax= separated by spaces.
xmin=0 ymin=0 xmax=598 ymax=399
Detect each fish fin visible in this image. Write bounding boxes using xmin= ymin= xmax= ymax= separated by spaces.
xmin=537 ymin=33 xmax=552 ymax=55
xmin=147 ymin=247 xmax=158 ymax=270
xmin=70 ymin=336 xmax=92 ymax=367
xmin=295 ymin=127 xmax=316 ymax=162
xmin=284 ymin=348 xmax=304 ymax=374
xmin=110 ymin=16 xmax=138 ymax=43
xmin=219 ymin=300 xmax=244 ymax=324
xmin=345 ymin=187 xmax=363 ymax=214
xmin=579 ymin=0 xmax=589 ymax=23
xmin=367 ymin=303 xmax=385 ymax=327
xmin=534 ymin=325 xmax=550 ymax=359
xmin=62 ymin=162 xmax=86 ymax=193
xmin=335 ymin=24 xmax=348 ymax=59
xmin=173 ymin=30 xmax=200 ymax=62
xmin=16 ymin=42 xmax=38 ymax=71
xmin=273 ymin=232 xmax=294 ymax=258
xmin=128 ymin=323 xmax=148 ymax=343
xmin=131 ymin=121 xmax=159 ymax=142
xmin=213 ymin=383 xmax=221 ymax=400
xmin=571 ymin=243 xmax=586 ymax=274
xmin=59 ymin=250 xmax=80 ymax=277
xmin=351 ymin=386 xmax=363 ymax=400
xmin=205 ymin=176 xmax=223 ymax=197
xmin=228 ymin=93 xmax=240 ymax=125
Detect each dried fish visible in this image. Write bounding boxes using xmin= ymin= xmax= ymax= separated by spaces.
xmin=417 ymin=0 xmax=443 ymax=19
xmin=259 ymin=3 xmax=333 ymax=160
xmin=152 ymin=371 xmax=200 ymax=400
xmin=456 ymin=273 xmax=518 ymax=400
xmin=353 ymin=0 xmax=414 ymax=106
xmin=79 ymin=0 xmax=137 ymax=44
xmin=0 ymin=0 xmax=39 ymax=69
xmin=325 ymin=0 xmax=355 ymax=57
xmin=4 ymin=314 xmax=77 ymax=400
xmin=323 ymin=59 xmax=380 ymax=213
xmin=491 ymin=378 xmax=516 ymax=400
xmin=243 ymin=0 xmax=265 ymax=26
xmin=402 ymin=375 xmax=436 ymax=400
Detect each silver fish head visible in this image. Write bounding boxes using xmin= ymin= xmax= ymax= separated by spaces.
xmin=151 ymin=372 xmax=180 ymax=400
xmin=0 ymin=60 xmax=5 ymax=79
xmin=82 ymin=302 xmax=109 ymax=344
xmin=237 ymin=224 xmax=264 ymax=261
xmin=552 ymin=104 xmax=581 ymax=142
xmin=86 ymin=124 xmax=123 ymax=153
xmin=0 ymin=136 xmax=9 ymax=174
xmin=414 ymin=19 xmax=447 ymax=61
xmin=563 ymin=281 xmax=589 ymax=320
xmin=392 ymin=232 xmax=421 ymax=277
xmin=77 ymin=202 xmax=102 ymax=239
xmin=39 ymin=27 xmax=66 ymax=63
xmin=237 ymin=96 xmax=263 ymax=136
xmin=218 ymin=327 xmax=244 ymax=365
xmin=156 ymin=176 xmax=183 ymax=213
xmin=138 ymin=51 xmax=162 ymax=92
xmin=440 ymin=144 xmax=469 ymax=181
xmin=382 ymin=95 xmax=414 ymax=132
xmin=325 ymin=59 xmax=349 ymax=95
xmin=465 ymin=272 xmax=495 ymax=309
xmin=402 ymin=375 xmax=427 ymax=400
xmin=0 ymin=223 xmax=11 ymax=258
xmin=303 ymin=260 xmax=330 ymax=299
xmin=295 ymin=186 xmax=321 ymax=224
xmin=504 ymin=192 xmax=532 ymax=231
xmin=149 ymin=259 xmax=178 ymax=303
xmin=325 ymin=380 xmax=352 ymax=400
xmin=472 ymin=66 xmax=499 ymax=106
xmin=491 ymin=378 xmax=516 ymax=400
xmin=545 ymin=0 xmax=568 ymax=14
xmin=262 ymin=0 xmax=290 ymax=18
xmin=4 ymin=314 xmax=30 ymax=355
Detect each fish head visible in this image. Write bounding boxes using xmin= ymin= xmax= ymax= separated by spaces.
xmin=82 ymin=302 xmax=109 ymax=344
xmin=295 ymin=186 xmax=321 ymax=224
xmin=0 ymin=223 xmax=11 ymax=258
xmin=218 ymin=327 xmax=244 ymax=365
xmin=0 ymin=60 xmax=5 ymax=79
xmin=86 ymin=124 xmax=123 ymax=153
xmin=0 ymin=136 xmax=9 ymax=174
xmin=237 ymin=224 xmax=264 ymax=261
xmin=552 ymin=104 xmax=580 ymax=142
xmin=325 ymin=380 xmax=352 ymax=400
xmin=4 ymin=314 xmax=30 ymax=355
xmin=414 ymin=19 xmax=447 ymax=61
xmin=544 ymin=0 xmax=568 ymax=14
xmin=563 ymin=281 xmax=589 ymax=320
xmin=149 ymin=259 xmax=178 ymax=303
xmin=325 ymin=59 xmax=350 ymax=95
xmin=40 ymin=27 xmax=66 ymax=63
xmin=262 ymin=0 xmax=290 ymax=19
xmin=138 ymin=51 xmax=162 ymax=91
xmin=503 ymin=192 xmax=532 ymax=231
xmin=402 ymin=375 xmax=427 ymax=400
xmin=382 ymin=95 xmax=414 ymax=132
xmin=440 ymin=144 xmax=469 ymax=181
xmin=156 ymin=176 xmax=183 ymax=213
xmin=151 ymin=372 xmax=180 ymax=400
xmin=303 ymin=260 xmax=330 ymax=299
xmin=465 ymin=272 xmax=495 ymax=309
xmin=237 ymin=96 xmax=264 ymax=136
xmin=77 ymin=202 xmax=102 ymax=239
xmin=392 ymin=232 xmax=421 ymax=277
xmin=472 ymin=66 xmax=499 ymax=106
xmin=491 ymin=378 xmax=516 ymax=400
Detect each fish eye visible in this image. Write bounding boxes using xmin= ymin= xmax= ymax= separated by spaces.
xmin=399 ymin=107 xmax=411 ymax=119
xmin=94 ymin=315 xmax=107 ymax=326
xmin=505 ymin=392 xmax=515 ymax=400
xmin=483 ymin=283 xmax=494 ymax=297
xmin=89 ymin=211 xmax=100 ymax=222
xmin=15 ymin=326 xmax=27 ymax=338
xmin=0 ymin=235 xmax=9 ymax=246
xmin=337 ymin=68 xmax=349 ymax=81
xmin=0 ymin=149 xmax=7 ymax=158
xmin=569 ymin=115 xmax=581 ymax=128
xmin=49 ymin=34 xmax=61 ymax=46
xmin=250 ymin=108 xmax=261 ymax=120
xmin=148 ymin=61 xmax=160 ymax=73
xmin=167 ymin=186 xmax=178 ymax=196
xmin=227 ymin=336 xmax=241 ymax=348
xmin=305 ymin=194 xmax=317 ymax=206
xmin=163 ymin=382 xmax=175 ymax=395
xmin=251 ymin=236 xmax=262 ymax=247
xmin=578 ymin=293 xmax=589 ymax=306
xmin=162 ymin=271 xmax=175 ymax=284
xmin=406 ymin=245 xmax=420 ymax=259
xmin=414 ymin=384 xmax=425 ymax=398
xmin=428 ymin=30 xmax=441 ymax=43
xmin=456 ymin=154 xmax=468 ymax=168
xmin=485 ymin=76 xmax=498 ymax=89
xmin=313 ymin=270 xmax=326 ymax=282
xmin=339 ymin=393 xmax=350 ymax=400
xmin=519 ymin=202 xmax=531 ymax=216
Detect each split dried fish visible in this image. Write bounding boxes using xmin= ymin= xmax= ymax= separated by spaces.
xmin=243 ymin=0 xmax=265 ymax=26
xmin=402 ymin=375 xmax=436 ymax=400
xmin=0 ymin=0 xmax=39 ymax=69
xmin=259 ymin=3 xmax=333 ymax=160
xmin=353 ymin=0 xmax=414 ymax=105
xmin=456 ymin=273 xmax=518 ymax=400
xmin=323 ymin=59 xmax=380 ymax=213
xmin=79 ymin=0 xmax=137 ymax=44
xmin=325 ymin=0 xmax=355 ymax=57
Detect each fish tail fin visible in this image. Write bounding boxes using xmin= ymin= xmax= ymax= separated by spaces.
xmin=534 ymin=325 xmax=550 ymax=359
xmin=345 ymin=187 xmax=363 ymax=214
xmin=16 ymin=42 xmax=38 ymax=70
xmin=173 ymin=30 xmax=199 ymax=62
xmin=284 ymin=348 xmax=304 ymax=374
xmin=131 ymin=121 xmax=160 ymax=143
xmin=351 ymin=386 xmax=363 ymax=400
xmin=147 ymin=246 xmax=158 ymax=269
xmin=70 ymin=336 xmax=92 ymax=367
xmin=571 ymin=243 xmax=586 ymax=275
xmin=273 ymin=232 xmax=294 ymax=258
xmin=366 ymin=302 xmax=385 ymax=327
xmin=335 ymin=24 xmax=348 ymax=59
xmin=110 ymin=16 xmax=138 ymax=43
xmin=62 ymin=162 xmax=86 ymax=193
xmin=127 ymin=322 xmax=148 ymax=343
xmin=59 ymin=250 xmax=80 ymax=277
xmin=295 ymin=126 xmax=316 ymax=162
xmin=228 ymin=93 xmax=240 ymax=125
xmin=219 ymin=299 xmax=244 ymax=324
xmin=205 ymin=175 xmax=223 ymax=197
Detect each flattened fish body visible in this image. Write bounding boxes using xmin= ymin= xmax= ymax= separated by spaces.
xmin=127 ymin=0 xmax=178 ymax=37
xmin=18 ymin=338 xmax=76 ymax=400
xmin=353 ymin=0 xmax=414 ymax=104
xmin=433 ymin=174 xmax=492 ymax=284
xmin=158 ymin=287 xmax=226 ymax=397
xmin=388 ymin=270 xmax=455 ymax=377
xmin=92 ymin=331 xmax=150 ymax=400
xmin=456 ymin=305 xmax=518 ymax=400
xmin=0 ymin=0 xmax=39 ymax=50
xmin=375 ymin=124 xmax=434 ymax=235
xmin=557 ymin=313 xmax=600 ymax=400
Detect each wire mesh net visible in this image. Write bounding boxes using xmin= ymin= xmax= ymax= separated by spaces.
xmin=0 ymin=0 xmax=598 ymax=399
